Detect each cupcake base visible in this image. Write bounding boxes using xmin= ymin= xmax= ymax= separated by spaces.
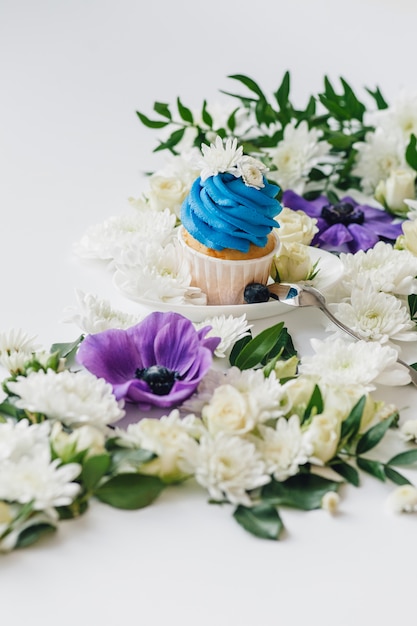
xmin=178 ymin=227 xmax=280 ymax=305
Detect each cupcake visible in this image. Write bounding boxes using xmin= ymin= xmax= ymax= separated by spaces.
xmin=179 ymin=137 xmax=282 ymax=305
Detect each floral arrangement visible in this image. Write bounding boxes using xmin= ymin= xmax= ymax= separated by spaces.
xmin=2 ymin=73 xmax=417 ymax=553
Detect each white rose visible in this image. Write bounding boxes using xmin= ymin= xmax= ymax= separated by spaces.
xmin=271 ymin=242 xmax=313 ymax=283
xmin=148 ymin=175 xmax=190 ymax=217
xmin=281 ymin=376 xmax=316 ymax=418
xmin=304 ymin=412 xmax=341 ymax=464
xmin=401 ymin=219 xmax=417 ymax=256
xmin=375 ymin=169 xmax=416 ymax=216
xmin=202 ymin=384 xmax=256 ymax=435
xmin=277 ymin=207 xmax=318 ymax=245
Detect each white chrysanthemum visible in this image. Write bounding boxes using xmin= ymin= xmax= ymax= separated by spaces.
xmin=0 ymin=329 xmax=41 ymax=374
xmin=8 ymin=369 xmax=125 ymax=428
xmin=330 ymin=283 xmax=417 ymax=344
xmin=0 ymin=419 xmax=51 ymax=463
xmin=194 ymin=314 xmax=252 ymax=358
xmin=353 ymin=127 xmax=406 ymax=193
xmin=267 ymin=121 xmax=330 ymax=194
xmin=386 ymin=485 xmax=417 ymax=513
xmin=256 ymin=414 xmax=311 ymax=482
xmin=337 ymin=242 xmax=417 ymax=298
xmin=223 ymin=367 xmax=289 ymax=421
xmin=157 ymin=148 xmax=202 ymax=184
xmin=115 ymin=410 xmax=203 ymax=482
xmin=64 ymin=290 xmax=141 ymax=334
xmin=372 ymin=90 xmax=417 ymax=142
xmin=192 ymin=432 xmax=270 ymax=506
xmin=0 ymin=456 xmax=81 ymax=510
xmin=75 ymin=208 xmax=176 ymax=265
xmin=299 ymin=337 xmax=411 ymax=389
xmin=199 ymin=136 xmax=243 ymax=181
xmin=114 ymin=240 xmax=206 ymax=305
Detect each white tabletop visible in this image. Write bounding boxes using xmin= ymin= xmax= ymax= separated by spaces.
xmin=2 ymin=1 xmax=417 ymax=624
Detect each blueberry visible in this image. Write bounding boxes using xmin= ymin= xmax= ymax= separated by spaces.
xmin=135 ymin=365 xmax=181 ymax=395
xmin=244 ymin=282 xmax=270 ymax=303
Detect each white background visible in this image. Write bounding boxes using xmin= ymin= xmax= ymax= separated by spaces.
xmin=1 ymin=1 xmax=417 ymax=625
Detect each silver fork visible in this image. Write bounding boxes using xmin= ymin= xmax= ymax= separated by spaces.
xmin=268 ymin=282 xmax=417 ymax=388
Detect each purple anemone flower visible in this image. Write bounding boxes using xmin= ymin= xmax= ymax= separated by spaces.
xmin=282 ymin=190 xmax=404 ymax=254
xmin=76 ymin=311 xmax=220 ymax=410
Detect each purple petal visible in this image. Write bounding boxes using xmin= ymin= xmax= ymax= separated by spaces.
xmin=76 ymin=328 xmax=141 ymax=383
xmin=317 ymin=224 xmax=353 ymax=247
xmin=346 ymin=224 xmax=379 ymax=253
xmin=282 ymin=190 xmax=329 ymax=218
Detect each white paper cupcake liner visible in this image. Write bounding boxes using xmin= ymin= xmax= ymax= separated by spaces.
xmin=178 ymin=227 xmax=281 ymax=305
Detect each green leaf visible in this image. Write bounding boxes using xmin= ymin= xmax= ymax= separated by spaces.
xmin=228 ymin=74 xmax=266 ymax=99
xmin=110 ymin=447 xmax=156 ymax=472
xmin=302 ymin=385 xmax=323 ymax=423
xmin=365 ymin=86 xmax=389 ymax=110
xmin=201 ymin=100 xmax=213 ymax=127
xmin=0 ymin=399 xmax=21 ymax=419
xmin=136 ymin=111 xmax=169 ymax=129
xmin=153 ymin=101 xmax=172 ymax=119
xmin=15 ymin=523 xmax=56 ymax=549
xmin=340 ymin=395 xmax=366 ymax=442
xmin=384 ymin=466 xmax=411 ymax=486
xmin=331 ymin=459 xmax=360 ymax=487
xmin=177 ymin=97 xmax=194 ymax=124
xmin=356 ymin=457 xmax=386 ymax=482
xmin=95 ymin=473 xmax=165 ymax=509
xmin=233 ymin=503 xmax=284 ymax=540
xmin=356 ymin=414 xmax=396 ymax=455
xmin=405 ymin=134 xmax=417 ymax=171
xmin=387 ymin=449 xmax=417 ymax=467
xmin=226 ymin=107 xmax=239 ymax=133
xmin=154 ymin=127 xmax=186 ymax=153
xmin=274 ymin=71 xmax=290 ymax=109
xmin=80 ymin=454 xmax=111 ymax=492
xmin=408 ymin=294 xmax=417 ymax=320
xmin=262 ymin=474 xmax=340 ymax=510
xmin=56 ymin=498 xmax=89 ymax=520
xmin=233 ymin=322 xmax=284 ymax=370
xmin=229 ymin=332 xmax=252 ymax=366
xmin=50 ymin=335 xmax=84 ymax=367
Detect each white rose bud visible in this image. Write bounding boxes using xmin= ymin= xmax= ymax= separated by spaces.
xmin=321 ymin=491 xmax=340 ymax=514
xmin=271 ymin=242 xmax=313 ymax=283
xmin=375 ymin=169 xmax=416 ymax=217
xmin=304 ymin=412 xmax=341 ymax=464
xmin=51 ymin=422 xmax=106 ymax=461
xmin=277 ymin=207 xmax=318 ymax=245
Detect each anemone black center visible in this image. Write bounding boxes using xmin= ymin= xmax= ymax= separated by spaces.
xmin=321 ymin=201 xmax=365 ymax=226
xmin=135 ymin=365 xmax=181 ymax=396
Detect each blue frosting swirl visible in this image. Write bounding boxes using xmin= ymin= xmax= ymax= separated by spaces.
xmin=180 ymin=173 xmax=282 ymax=253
